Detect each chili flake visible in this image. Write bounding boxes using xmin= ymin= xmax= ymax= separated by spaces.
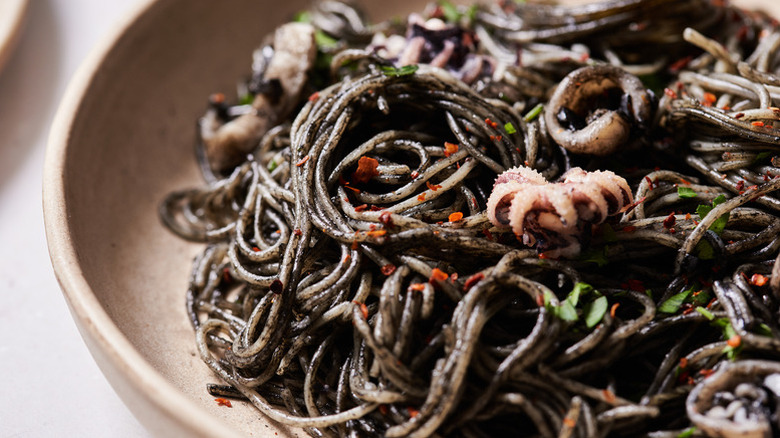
xmin=353 ymin=301 xmax=369 ymax=319
xmin=426 ymin=181 xmax=442 ymax=191
xmin=430 ymin=268 xmax=449 ymax=283
xmin=750 ymin=273 xmax=769 ymax=287
xmin=463 ymin=272 xmax=484 ymax=291
xmin=353 ymin=156 xmax=380 ymax=183
xmin=444 ymin=142 xmax=459 ymax=157
xmin=215 ymin=398 xmax=232 ymax=407
xmin=448 ymin=212 xmax=464 ymax=222
xmin=610 ymin=303 xmax=620 ymax=318
xmin=308 ymin=91 xmax=320 ymax=102
xmin=379 ymin=211 xmax=394 ymax=228
xmin=366 ymin=229 xmax=387 ymax=238
xmin=295 ymin=155 xmax=310 ymax=167
xmin=354 ymin=204 xmax=369 ymax=212
xmin=663 ymin=212 xmax=676 ymax=229
xmin=485 ymin=118 xmax=498 ymax=129
xmin=409 ymin=283 xmax=426 ymax=292
xmin=752 ymin=121 xmax=765 ymax=127
xmin=727 ymin=335 xmax=741 ymax=348
xmin=381 ymin=264 xmax=397 ymax=276
xmin=417 ymin=193 xmax=426 ymax=201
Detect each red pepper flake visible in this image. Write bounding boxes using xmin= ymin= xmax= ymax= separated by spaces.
xmin=345 ymin=186 xmax=362 ymax=194
xmin=367 ymin=229 xmax=387 ymax=238
xmin=222 ymin=267 xmax=232 ymax=284
xmin=610 ymin=303 xmax=620 ymax=318
xmin=727 ymin=335 xmax=741 ymax=348
xmin=735 ymin=179 xmax=745 ymax=191
xmin=485 ymin=118 xmax=498 ymax=129
xmin=668 ymin=56 xmax=692 ymax=73
xmin=644 ymin=176 xmax=655 ymax=190
xmin=430 ymin=268 xmax=449 ymax=283
xmin=663 ymin=212 xmax=676 ymax=229
xmin=409 ymin=283 xmax=426 ymax=292
xmin=579 ymin=53 xmax=590 ymax=62
xmin=351 ymin=240 xmax=359 ymax=250
xmin=407 ymin=407 xmax=419 ymax=418
xmin=734 ymin=112 xmax=745 ymax=119
xmin=270 ymin=279 xmax=284 ymax=294
xmin=210 ymin=92 xmax=226 ymax=104
xmin=489 ymin=135 xmax=503 ymax=142
xmin=215 ymin=398 xmax=232 ymax=408
xmin=293 ymin=229 xmax=302 ymax=236
xmin=536 ymin=294 xmax=545 ymax=307
xmin=752 ymin=121 xmax=765 ymax=127
xmin=252 ymin=246 xmax=260 ymax=252
xmin=379 ymin=211 xmax=394 ymax=228
xmin=602 ymin=389 xmax=616 ymax=404
xmin=448 ymin=212 xmax=464 ymax=222
xmin=426 ymin=181 xmax=442 ymax=191
xmin=679 ymin=357 xmax=689 ymax=369
xmin=343 ymin=253 xmax=351 ymax=263
xmin=378 ymin=405 xmax=388 ymax=416
xmin=699 ymin=369 xmax=715 ymax=377
xmin=706 ymin=297 xmax=717 ymax=309
xmin=410 ymin=170 xmax=420 ymax=179
xmin=417 ymin=193 xmax=426 ymax=201
xmin=353 ymin=301 xmax=369 ymax=319
xmin=750 ymin=273 xmax=769 ymax=287
xmin=308 ymin=91 xmax=320 ymax=102
xmin=353 ymin=156 xmax=380 ymax=183
xmin=482 ymin=229 xmax=494 ymax=241
xmin=295 ymin=155 xmax=310 ymax=167
xmin=563 ymin=417 xmax=577 ymax=428
xmin=682 ymin=305 xmax=695 ymax=315
xmin=685 ymin=213 xmax=691 ymax=220
xmin=622 ymin=225 xmax=637 ymax=233
xmin=381 ymin=264 xmax=396 ymax=276
xmin=664 ymin=88 xmax=678 ymax=99
xmin=444 ymin=142 xmax=459 ymax=157
xmin=702 ymin=92 xmax=716 ymax=106
xmin=463 ymin=272 xmax=484 ymax=291
xmin=353 ymin=204 xmax=369 ymax=212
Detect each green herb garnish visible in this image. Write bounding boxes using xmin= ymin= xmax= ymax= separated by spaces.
xmin=381 ymin=64 xmax=419 ymax=77
xmin=523 ymin=103 xmax=544 ymax=122
xmin=504 ymin=122 xmax=517 ymax=135
xmin=677 ymin=186 xmax=697 ymax=199
xmin=658 ymin=288 xmax=693 ymax=314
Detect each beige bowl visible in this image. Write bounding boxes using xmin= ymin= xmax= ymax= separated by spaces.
xmin=42 ymin=0 xmax=780 ymax=437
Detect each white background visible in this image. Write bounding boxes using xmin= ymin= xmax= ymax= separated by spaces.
xmin=0 ymin=1 xmax=151 ymax=436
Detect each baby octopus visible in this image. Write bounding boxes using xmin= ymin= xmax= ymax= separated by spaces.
xmin=487 ymin=166 xmax=633 ymax=257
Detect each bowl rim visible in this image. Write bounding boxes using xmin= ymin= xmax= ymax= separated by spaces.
xmin=42 ymin=0 xmax=243 ymax=436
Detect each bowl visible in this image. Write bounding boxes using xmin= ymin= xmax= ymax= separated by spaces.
xmin=43 ymin=0 xmax=780 ymax=437
xmin=43 ymin=0 xmax=427 ymax=436
xmin=0 ymin=0 xmax=29 ymax=73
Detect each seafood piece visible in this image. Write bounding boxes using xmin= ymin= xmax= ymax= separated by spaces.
xmin=687 ymin=360 xmax=780 ymax=438
xmin=200 ymin=22 xmax=317 ymax=175
xmin=487 ymin=165 xmax=632 ymax=257
xmin=544 ymin=64 xmax=655 ymax=156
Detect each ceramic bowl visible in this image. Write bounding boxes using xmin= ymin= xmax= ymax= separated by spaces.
xmin=43 ymin=0 xmax=780 ymax=437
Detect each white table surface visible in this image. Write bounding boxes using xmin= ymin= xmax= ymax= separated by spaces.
xmin=0 ymin=1 xmax=151 ymax=436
